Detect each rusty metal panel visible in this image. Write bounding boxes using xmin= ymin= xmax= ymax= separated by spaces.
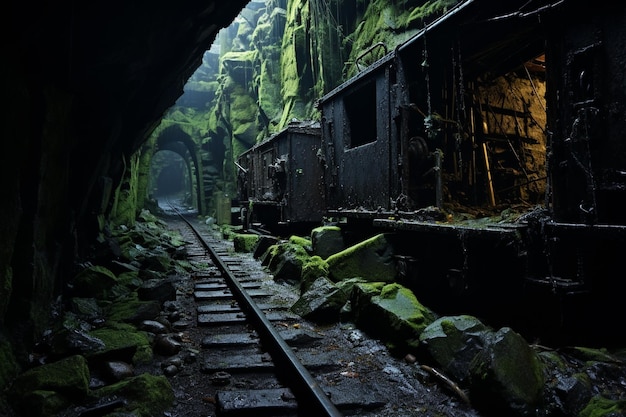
xmin=284 ymin=129 xmax=325 ymax=223
xmin=237 ymin=122 xmax=323 ymax=226
xmin=547 ymin=8 xmax=626 ymax=225
xmin=320 ymin=62 xmax=397 ymax=213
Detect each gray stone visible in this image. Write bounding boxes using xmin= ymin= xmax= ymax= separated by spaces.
xmin=103 ymin=360 xmax=134 ymax=381
xmin=138 ymin=279 xmax=176 ymax=303
xmin=311 ymin=225 xmax=345 ymax=259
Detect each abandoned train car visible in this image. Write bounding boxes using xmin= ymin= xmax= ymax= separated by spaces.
xmin=237 ymin=0 xmax=625 ymax=344
xmin=315 ymin=0 xmax=625 ymax=344
xmin=236 ymin=120 xmax=325 ymax=233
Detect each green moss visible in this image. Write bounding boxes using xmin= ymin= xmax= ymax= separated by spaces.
xmin=375 ymin=283 xmax=437 ymax=331
xmin=261 ymin=243 xmax=281 ymax=266
xmin=88 ymin=323 xmax=153 ymax=364
xmin=10 ymin=355 xmax=90 ymax=401
xmin=405 ymin=0 xmax=458 ymax=27
xmin=232 ymin=137 xmax=250 ymax=160
xmin=288 ymin=235 xmax=312 ymax=251
xmin=569 ymin=346 xmax=622 ymax=364
xmin=352 ymin=282 xmax=436 ymax=352
xmin=220 ymin=224 xmax=237 ymax=240
xmin=312 ymin=225 xmax=340 ymax=234
xmin=354 ymin=281 xmax=387 ymax=297
xmin=93 ymin=373 xmax=174 ymax=417
xmin=537 ymin=350 xmax=567 ymax=370
xmin=265 ymin=241 xmax=311 ymax=280
xmin=105 ymin=294 xmax=159 ymax=324
xmin=326 ymin=234 xmax=396 ymax=282
xmin=257 ymin=50 xmax=283 ymax=124
xmin=440 ymin=318 xmax=457 ymax=334
xmin=300 ymin=255 xmax=330 ymax=293
xmin=233 ymin=233 xmax=259 ymax=252
xmin=72 ymin=265 xmax=118 ymax=299
xmin=579 ymin=396 xmax=626 ymax=417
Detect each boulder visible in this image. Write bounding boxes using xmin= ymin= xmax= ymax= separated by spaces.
xmin=264 ymin=242 xmax=310 ymax=285
xmin=311 ymin=225 xmax=345 ymax=258
xmin=138 ymin=279 xmax=176 ymax=304
xmin=10 ymin=355 xmax=90 ymax=416
xmin=418 ymin=315 xmax=490 ymax=384
xmin=352 ymin=282 xmax=437 ymax=352
xmin=233 ymin=233 xmax=259 ymax=252
xmin=327 ymin=234 xmax=396 ymax=282
xmin=469 ymin=327 xmax=545 ymax=416
xmin=290 ymin=276 xmax=345 ymax=322
xmin=420 ymin=316 xmax=545 ymax=415
xmin=300 ymin=256 xmax=329 ymax=293
xmin=72 ymin=265 xmax=118 ymax=299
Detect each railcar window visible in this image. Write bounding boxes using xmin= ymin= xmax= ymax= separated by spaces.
xmin=344 ymin=80 xmax=377 ymax=148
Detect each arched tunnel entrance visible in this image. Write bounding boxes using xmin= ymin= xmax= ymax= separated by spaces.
xmin=152 ymin=125 xmax=205 ymax=214
xmin=150 ymin=150 xmax=195 ymax=208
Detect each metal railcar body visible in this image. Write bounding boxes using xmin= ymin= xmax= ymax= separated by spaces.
xmin=236 ymin=120 xmax=324 ymax=232
xmin=317 ymin=0 xmax=626 ymax=344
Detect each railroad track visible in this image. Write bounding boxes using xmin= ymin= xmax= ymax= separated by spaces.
xmin=159 ymin=204 xmax=483 ymax=417
xmin=164 ymin=210 xmax=343 ymax=417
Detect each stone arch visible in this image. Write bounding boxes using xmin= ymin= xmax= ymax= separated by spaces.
xmin=154 ymin=125 xmax=206 ymax=214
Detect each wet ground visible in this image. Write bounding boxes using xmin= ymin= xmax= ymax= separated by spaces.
xmin=129 ymin=206 xmax=481 ymax=417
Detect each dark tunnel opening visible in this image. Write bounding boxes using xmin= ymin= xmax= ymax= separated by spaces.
xmin=150 ymin=150 xmax=193 ymax=207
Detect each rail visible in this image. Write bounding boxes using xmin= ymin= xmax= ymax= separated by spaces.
xmin=172 ymin=208 xmax=343 ymax=417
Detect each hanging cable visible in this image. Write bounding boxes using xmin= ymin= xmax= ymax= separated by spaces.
xmin=524 ymin=64 xmax=546 ymax=112
xmin=422 ymin=27 xmax=434 ymax=140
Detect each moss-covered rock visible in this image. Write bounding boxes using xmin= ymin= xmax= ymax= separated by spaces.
xmin=87 ymin=323 xmax=153 ymax=364
xmin=469 ymin=327 xmax=545 ymax=416
xmin=288 ymin=234 xmax=312 ymax=252
xmin=105 ymin=294 xmax=161 ymax=325
xmin=10 ymin=355 xmax=90 ymax=409
xmin=311 ymin=225 xmax=345 ymax=259
xmin=72 ymin=265 xmax=118 ymax=299
xmin=233 ymin=233 xmax=260 ymax=252
xmin=92 ymin=373 xmax=175 ymax=417
xmin=290 ymin=276 xmax=347 ymax=323
xmin=419 ymin=315 xmax=490 ymax=384
xmin=579 ymin=396 xmax=626 ymax=417
xmin=327 ymin=234 xmax=396 ymax=282
xmin=352 ymin=282 xmax=436 ymax=353
xmin=266 ymin=242 xmax=310 ymax=285
xmin=17 ymin=390 xmax=71 ymax=417
xmin=300 ymin=255 xmax=330 ymax=293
